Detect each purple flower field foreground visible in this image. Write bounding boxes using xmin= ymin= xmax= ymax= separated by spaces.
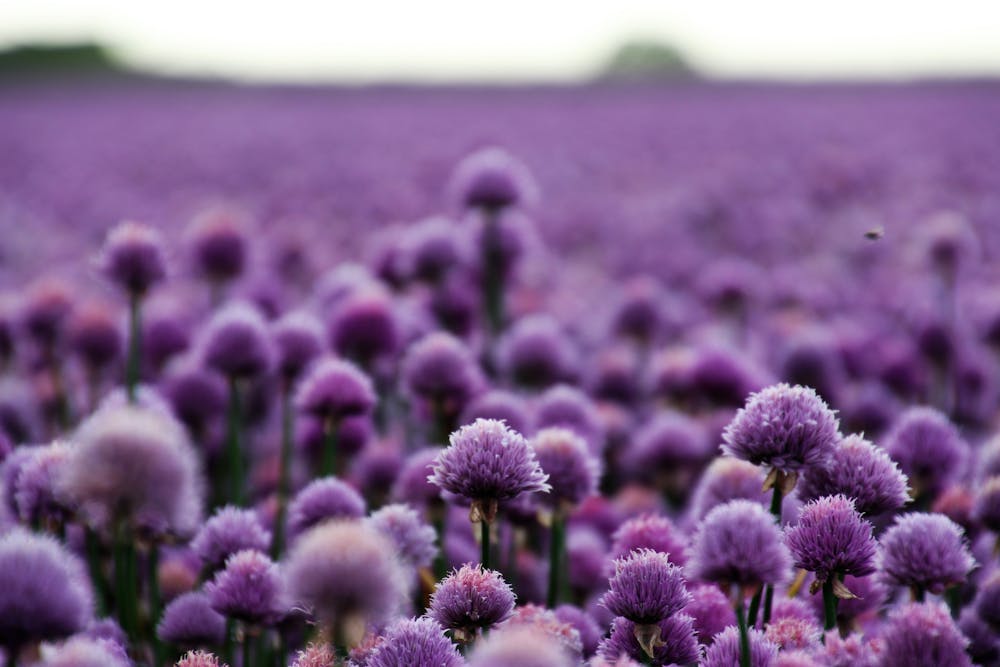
xmin=1 ymin=81 xmax=1000 ymax=666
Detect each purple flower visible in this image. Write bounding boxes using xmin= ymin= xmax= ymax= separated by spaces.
xmin=880 ymin=602 xmax=971 ymax=667
xmin=610 ymin=514 xmax=689 ymax=567
xmin=884 ymin=407 xmax=969 ymax=498
xmin=611 ymin=276 xmax=664 ymax=343
xmin=0 ymin=529 xmax=93 ymax=648
xmin=294 ymin=357 xmax=375 ymax=422
xmin=401 ymin=332 xmax=483 ymax=413
xmin=877 ymin=512 xmax=976 ymax=595
xmin=69 ymin=303 xmax=123 ymax=370
xmin=290 ymin=643 xmax=334 ymax=667
xmin=205 ymin=549 xmax=285 ymax=625
xmin=461 ymin=389 xmax=532 ymax=436
xmin=499 ymin=315 xmax=578 ymax=389
xmin=688 ymin=499 xmax=792 ymax=591
xmin=722 ymin=383 xmax=840 ymax=473
xmin=186 ymin=206 xmax=249 ymax=283
xmin=327 ymin=290 xmax=398 ymax=365
xmin=449 ymin=146 xmax=538 ymax=212
xmin=59 ymin=404 xmax=203 ymax=535
xmin=596 ymin=615 xmax=701 ymax=666
xmin=157 ymin=591 xmax=227 ymax=646
xmin=785 ymin=495 xmax=876 ymax=586
xmin=367 ymin=617 xmax=463 ymax=667
xmin=688 ymin=457 xmax=769 ymax=522
xmin=701 ymin=626 xmax=778 ymax=667
xmin=163 ymin=361 xmax=227 ymax=435
xmin=191 ymin=505 xmax=271 ymax=572
xmin=200 ymin=302 xmax=273 ymax=379
xmin=390 ymin=448 xmax=441 ymax=508
xmin=287 ymin=477 xmax=366 ymax=538
xmin=566 ymin=526 xmax=608 ymax=594
xmin=97 ymin=221 xmax=168 ymax=296
xmin=974 ymin=571 xmax=1000 ymax=631
xmin=626 ymin=412 xmax=710 ymax=477
xmin=365 ymin=503 xmax=437 ymax=570
xmin=403 ymin=217 xmax=465 ymax=283
xmin=601 ymin=549 xmax=690 ymax=624
xmin=535 ymin=385 xmax=604 ymax=452
xmin=428 ymin=419 xmax=549 ymax=520
xmin=176 ymin=650 xmax=228 ymax=667
xmin=822 ymin=634 xmax=882 ymax=667
xmin=553 ymin=604 xmax=602 ymax=657
xmin=428 ymin=564 xmax=515 ymax=634
xmin=466 ymin=626 xmax=574 ymax=667
xmin=683 ymin=583 xmax=736 ymax=644
xmin=13 ymin=440 xmax=71 ymax=525
xmin=271 ymin=311 xmax=324 ymax=382
xmin=973 ymin=475 xmax=1000 ymax=533
xmin=20 ymin=279 xmax=72 ymax=347
xmin=45 ymin=637 xmax=131 ymax=667
xmin=763 ymin=616 xmax=821 ymax=651
xmin=284 ymin=520 xmax=405 ymax=628
xmin=500 ymin=604 xmax=583 ymax=657
xmin=958 ymin=608 xmax=1000 ymax=665
xmin=797 ymin=434 xmax=910 ymax=516
xmin=531 ymin=428 xmax=600 ymax=508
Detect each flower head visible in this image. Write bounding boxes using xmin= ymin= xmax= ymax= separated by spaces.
xmin=884 ymin=407 xmax=968 ymax=497
xmin=973 ymin=475 xmax=1000 ymax=533
xmin=466 ymin=626 xmax=574 ymax=667
xmin=191 ymin=505 xmax=271 ymax=572
xmin=401 ymin=332 xmax=483 ymax=412
xmin=531 ymin=428 xmax=600 ymax=508
xmin=535 ymin=385 xmax=604 ymax=452
xmin=722 ymin=383 xmax=839 ymax=473
xmin=365 ymin=503 xmax=438 ymax=571
xmin=157 ymin=591 xmax=227 ymax=646
xmin=785 ymin=495 xmax=876 ymax=586
xmin=390 ymin=448 xmax=441 ymax=508
xmin=701 ymin=626 xmax=778 ymax=667
xmin=610 ymin=514 xmax=689 ymax=567
xmin=294 ymin=357 xmax=375 ymax=422
xmin=69 ymin=302 xmax=123 ymax=369
xmin=880 ymin=602 xmax=971 ymax=667
xmin=290 ymin=644 xmax=334 ymax=667
xmin=46 ymin=637 xmax=130 ymax=667
xmin=764 ymin=616 xmax=821 ymax=652
xmin=176 ymin=650 xmax=228 ymax=667
xmin=97 ymin=221 xmax=167 ymax=295
xmin=683 ymin=583 xmax=736 ymax=644
xmin=327 ymin=290 xmax=398 ymax=365
xmin=206 ymin=549 xmax=285 ymax=625
xmin=450 ymin=146 xmax=538 ymax=212
xmin=797 ymin=434 xmax=909 ymax=515
xmin=13 ymin=440 xmax=71 ymax=525
xmin=596 ymin=615 xmax=700 ymax=666
xmin=200 ymin=302 xmax=273 ymax=379
xmin=688 ymin=457 xmax=769 ymax=522
xmin=499 ymin=316 xmax=578 ymax=389
xmin=287 ymin=477 xmax=366 ymax=538
xmin=877 ymin=512 xmax=976 ymax=594
xmin=271 ymin=311 xmax=324 ymax=382
xmin=600 ymin=549 xmax=690 ymax=624
xmin=428 ymin=564 xmax=515 ymax=634
xmin=367 ymin=617 xmax=463 ymax=667
xmin=187 ymin=206 xmax=248 ymax=283
xmin=461 ymin=390 xmax=532 ymax=436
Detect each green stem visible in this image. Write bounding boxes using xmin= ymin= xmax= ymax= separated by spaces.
xmin=222 ymin=619 xmax=235 ymax=667
xmin=84 ymin=527 xmax=108 ymax=616
xmin=760 ymin=483 xmax=784 ymax=626
xmin=148 ymin=544 xmax=163 ymax=667
xmin=320 ymin=418 xmax=340 ymax=478
xmin=481 ymin=520 xmax=491 ymax=570
xmin=272 ymin=386 xmax=294 ymax=559
xmin=736 ymin=598 xmax=751 ymax=667
xmin=481 ymin=210 xmax=505 ymax=336
xmin=547 ymin=511 xmax=566 ymax=608
xmin=822 ymin=579 xmax=838 ymax=635
xmin=242 ymin=626 xmax=252 ymax=667
xmin=114 ymin=522 xmax=137 ymax=642
xmin=913 ymin=586 xmax=926 ymax=602
xmin=226 ymin=378 xmax=244 ymax=505
xmin=747 ymin=588 xmax=762 ymax=627
xmin=432 ymin=505 xmax=448 ymax=582
xmin=126 ymin=293 xmax=142 ymax=404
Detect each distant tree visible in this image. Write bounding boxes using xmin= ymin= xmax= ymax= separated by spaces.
xmin=0 ymin=43 xmax=121 ymax=76
xmin=600 ymin=40 xmax=697 ymax=81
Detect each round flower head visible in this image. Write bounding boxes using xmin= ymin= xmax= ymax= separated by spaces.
xmin=294 ymin=357 xmax=375 ymax=422
xmin=271 ymin=311 xmax=324 ymax=382
xmin=291 ymin=643 xmax=334 ymax=667
xmin=797 ymin=434 xmax=909 ymax=516
xmin=688 ymin=457 xmax=769 ymax=522
xmin=367 ymin=616 xmax=463 ymax=667
xmin=612 ymin=276 xmax=664 ymax=343
xmin=449 ymin=146 xmax=538 ymax=212
xmin=176 ymin=650 xmax=227 ymax=667
xmin=880 ymin=602 xmax=970 ymax=667
xmin=589 ymin=346 xmax=641 ymax=404
xmin=143 ymin=307 xmax=191 ymax=371
xmin=566 ymin=526 xmax=608 ymax=593
xmin=973 ymin=475 xmax=1000 ymax=533
xmin=401 ymin=332 xmax=483 ymax=412
xmin=163 ymin=362 xmax=227 ymax=434
xmin=601 ymin=549 xmax=690 ymax=624
xmin=187 ymin=206 xmax=248 ymax=283
xmin=403 ymin=216 xmax=465 ymax=283
xmin=531 ymin=428 xmax=600 ymax=508
xmin=701 ymin=626 xmax=778 ymax=667
xmin=0 ymin=529 xmax=93 ymax=648
xmin=97 ymin=220 xmax=167 ymax=295
xmin=466 ymin=626 xmax=573 ymax=667
xmin=60 ymin=404 xmax=203 ymax=535
xmin=884 ymin=407 xmax=969 ymax=498
xmin=428 ymin=419 xmax=549 ymax=521
xmin=627 ymin=412 xmax=710 ymax=479
xmin=46 ymin=636 xmax=130 ymax=667
xmin=683 ymin=583 xmax=736 ymax=644
xmin=284 ymin=520 xmax=405 ymax=628
xmin=958 ymin=608 xmax=1000 ymax=666
xmin=84 ymin=617 xmax=127 ymax=649
xmin=200 ymin=302 xmax=273 ymax=379
xmin=69 ymin=302 xmax=122 ymax=370
xmin=20 ymin=279 xmax=72 ymax=347
xmin=878 ymin=512 xmax=976 ymax=595
xmin=14 ymin=440 xmax=71 ymax=525
xmin=191 ymin=505 xmax=271 ymax=572
xmin=499 ymin=315 xmax=578 ymax=389
xmin=535 ymin=385 xmax=604 ymax=452
xmin=922 ymin=211 xmax=978 ymax=277
xmin=205 ymin=549 xmax=285 ymax=625
xmin=554 ymin=604 xmax=602 ymax=657
xmin=158 ymin=591 xmax=227 ymax=646
xmin=391 ymin=448 xmax=441 ymax=508
xmin=596 ymin=615 xmax=700 ymax=666
xmin=785 ymin=495 xmax=876 ymax=590
xmin=764 ymin=616 xmax=821 ymax=652
xmin=365 ymin=503 xmax=438 ymax=571
xmin=687 ymin=345 xmax=768 ymax=410
xmin=502 ymin=604 xmax=583 ymax=657
xmin=461 ymin=389 xmax=532 ymax=436
xmin=610 ymin=514 xmax=689 ymax=567
xmin=822 ymin=633 xmax=882 ymax=667
xmin=428 ymin=564 xmax=515 ymax=635
xmin=688 ymin=499 xmax=792 ymax=591
xmin=722 ymin=383 xmax=840 ymax=474
xmin=287 ymin=477 xmax=366 ymax=538
xmin=974 ymin=572 xmax=1000 ymax=630
xmin=327 ymin=290 xmax=398 ymax=365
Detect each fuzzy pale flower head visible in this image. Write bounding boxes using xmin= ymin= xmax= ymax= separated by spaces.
xmin=877 ymin=512 xmax=976 ymax=594
xmin=191 ymin=505 xmax=271 ymax=572
xmin=880 ymin=602 xmax=971 ymax=667
xmin=531 ymin=427 xmax=601 ymax=508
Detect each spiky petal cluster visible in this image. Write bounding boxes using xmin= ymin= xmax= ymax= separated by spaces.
xmin=0 ymin=529 xmax=93 ymax=647
xmin=797 ymin=434 xmax=909 ymax=515
xmin=687 ymin=499 xmax=792 ymax=590
xmin=59 ymin=404 xmax=203 ymax=535
xmin=13 ymin=440 xmax=71 ymax=524
xmin=366 ymin=616 xmax=463 ymax=667
xmin=610 ymin=514 xmax=689 ymax=567
xmin=877 ymin=513 xmax=976 ymax=594
xmin=97 ymin=220 xmax=168 ymax=295
xmin=722 ymin=383 xmax=839 ymax=472
xmin=294 ymin=357 xmax=376 ymax=421
xmin=157 ymin=591 xmax=227 ymax=646
xmin=206 ymin=549 xmax=286 ymax=625
xmin=596 ymin=615 xmax=701 ymax=666
xmin=701 ymin=626 xmax=779 ymax=667
xmin=428 ymin=564 xmax=516 ymax=633
xmin=531 ymin=427 xmax=601 ymax=508
xmin=764 ymin=617 xmax=822 ymax=652
xmin=290 ymin=643 xmax=334 ymax=667
xmin=176 ymin=650 xmax=228 ymax=667
xmin=284 ymin=520 xmax=405 ymax=628
xmin=428 ymin=419 xmax=550 ymax=512
xmin=880 ymin=602 xmax=971 ymax=667
xmin=287 ymin=477 xmax=366 ymax=538
xmin=191 ymin=505 xmax=271 ymax=571
xmin=365 ymin=503 xmax=438 ymax=570
xmin=785 ymin=495 xmax=876 ymax=586
xmin=884 ymin=407 xmax=968 ymax=497
xmin=600 ymin=549 xmax=691 ymax=624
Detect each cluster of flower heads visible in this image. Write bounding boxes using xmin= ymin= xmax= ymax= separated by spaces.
xmin=0 ymin=131 xmax=998 ymax=667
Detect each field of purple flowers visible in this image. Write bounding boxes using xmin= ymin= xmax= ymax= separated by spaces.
xmin=1 ymin=81 xmax=1000 ymax=667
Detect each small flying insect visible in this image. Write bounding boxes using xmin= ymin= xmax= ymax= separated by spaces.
xmin=864 ymin=226 xmax=885 ymax=241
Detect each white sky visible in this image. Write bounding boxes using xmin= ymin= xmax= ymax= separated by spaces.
xmin=2 ymin=0 xmax=1000 ymax=82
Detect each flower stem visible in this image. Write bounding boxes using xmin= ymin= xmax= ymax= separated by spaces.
xmin=760 ymin=483 xmax=785 ymax=626
xmin=736 ymin=597 xmax=751 ymax=667
xmin=481 ymin=211 xmax=505 ymax=336
xmin=272 ymin=386 xmax=294 ymax=559
xmin=126 ymin=293 xmax=142 ymax=404
xmin=242 ymin=625 xmax=252 ymax=667
xmin=225 ymin=378 xmax=244 ymax=505
xmin=84 ymin=527 xmax=108 ymax=616
xmin=822 ymin=578 xmax=838 ymax=635
xmin=547 ymin=510 xmax=566 ymax=608
xmin=148 ymin=544 xmax=163 ymax=667
xmin=747 ymin=588 xmax=762 ymax=627
xmin=481 ymin=520 xmax=491 ymax=570
xmin=320 ymin=417 xmax=340 ymax=478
